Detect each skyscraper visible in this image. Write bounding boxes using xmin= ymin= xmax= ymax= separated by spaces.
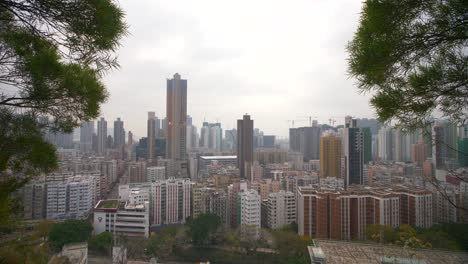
xmin=113 ymin=117 xmax=125 ymax=149
xmin=237 ymin=114 xmax=254 ymax=179
xmin=289 ymin=124 xmax=321 ymax=161
xmin=147 ymin=112 xmax=156 ymax=160
xmin=320 ymin=134 xmax=342 ymax=177
xmin=343 ymin=117 xmax=364 ymax=187
xmin=79 ymin=121 xmax=94 ymax=153
xmin=166 ymin=73 xmax=187 ymax=160
xmin=97 ymin=117 xmax=107 ymax=155
xmin=411 ymin=141 xmax=426 ymax=167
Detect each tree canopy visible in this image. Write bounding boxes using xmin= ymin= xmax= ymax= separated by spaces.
xmin=187 ymin=213 xmax=222 ymax=245
xmin=347 ymin=0 xmax=467 ymax=129
xmin=0 ymin=0 xmax=126 ymax=232
xmin=48 ymin=220 xmax=93 ymax=251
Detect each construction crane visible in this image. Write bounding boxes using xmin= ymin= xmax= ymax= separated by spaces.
xmin=329 ymin=116 xmax=354 ymax=126
xmin=299 ymin=115 xmax=319 ymax=126
xmin=286 ymin=119 xmax=307 ymax=128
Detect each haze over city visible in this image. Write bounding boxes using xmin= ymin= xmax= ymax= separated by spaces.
xmin=101 ymin=0 xmax=374 ymax=138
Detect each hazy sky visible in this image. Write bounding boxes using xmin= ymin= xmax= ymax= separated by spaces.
xmin=101 ymin=0 xmax=375 ymax=138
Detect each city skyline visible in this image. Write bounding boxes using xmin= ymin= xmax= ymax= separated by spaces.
xmin=99 ymin=0 xmax=375 ymax=138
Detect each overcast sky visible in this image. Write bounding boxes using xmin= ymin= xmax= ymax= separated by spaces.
xmin=101 ymin=0 xmax=375 ymax=138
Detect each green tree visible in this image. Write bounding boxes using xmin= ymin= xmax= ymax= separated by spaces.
xmin=0 ymin=0 xmax=126 ymax=231
xmin=48 ymin=220 xmax=92 ymax=251
xmin=347 ymin=0 xmax=467 ymax=130
xmin=146 ymin=228 xmax=177 ymax=260
xmin=272 ymin=230 xmax=311 ymax=264
xmin=365 ymin=224 xmax=398 ymax=244
xmin=88 ymin=232 xmax=113 ymax=255
xmin=187 ymin=213 xmax=221 ymax=245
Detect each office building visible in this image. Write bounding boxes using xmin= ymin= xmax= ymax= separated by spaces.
xmin=80 ymin=121 xmax=94 ymax=153
xmin=148 ymin=112 xmax=156 ymax=160
xmin=343 ymin=117 xmax=364 ymax=187
xmin=320 ymin=134 xmax=342 ymax=177
xmin=97 ymin=118 xmax=107 ymax=155
xmin=266 ymin=191 xmax=296 ymax=229
xmin=237 ymin=114 xmax=254 ymax=179
xmin=94 ymin=200 xmax=149 ymax=238
xmin=166 ymin=73 xmax=187 ymax=160
xmin=114 ymin=117 xmax=125 ymax=149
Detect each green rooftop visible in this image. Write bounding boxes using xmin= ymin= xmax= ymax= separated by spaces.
xmin=96 ymin=199 xmax=119 ymax=209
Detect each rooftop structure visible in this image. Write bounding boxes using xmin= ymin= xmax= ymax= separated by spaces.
xmin=309 ymin=240 xmax=468 ymax=264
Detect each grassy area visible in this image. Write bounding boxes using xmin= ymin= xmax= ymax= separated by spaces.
xmin=97 ymin=200 xmax=119 ymax=209
xmin=170 ymin=247 xmax=280 ymax=264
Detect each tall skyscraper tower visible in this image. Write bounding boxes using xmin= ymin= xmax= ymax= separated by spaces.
xmin=113 ymin=117 xmax=125 ymax=149
xmin=320 ymin=134 xmax=342 ymax=177
xmin=237 ymin=114 xmax=254 ymax=178
xmin=343 ymin=117 xmax=364 ymax=187
xmin=148 ymin=112 xmax=156 ymax=160
xmin=79 ymin=121 xmax=94 ymax=153
xmin=97 ymin=117 xmax=107 ymax=155
xmin=166 ymin=73 xmax=187 ymax=160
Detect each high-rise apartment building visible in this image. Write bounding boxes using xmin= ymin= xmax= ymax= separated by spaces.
xmin=22 ymin=182 xmax=46 ymax=220
xmin=411 ymin=141 xmax=426 ymax=167
xmin=166 ymin=73 xmax=187 ymax=160
xmin=266 ymin=191 xmax=296 ymax=229
xmin=147 ymin=166 xmax=166 ymax=182
xmin=289 ymin=124 xmax=322 ymax=161
xmin=432 ymin=124 xmax=446 ymax=169
xmin=97 ymin=117 xmax=107 ymax=155
xmin=320 ymin=134 xmax=342 ymax=177
xmin=237 ymin=114 xmax=254 ymax=179
xmin=298 ymin=186 xmax=400 ymax=240
xmin=80 ymin=121 xmax=94 ymax=153
xmin=128 ymin=161 xmax=147 ymax=183
xmin=147 ymin=112 xmax=156 ymax=160
xmin=459 ymin=138 xmax=468 ymax=167
xmin=151 ymin=178 xmax=192 ymax=226
xmin=378 ymin=126 xmax=395 ymax=161
xmin=114 ymin=117 xmax=125 ymax=149
xmin=343 ymin=117 xmax=364 ymax=187
xmin=239 ymin=189 xmax=261 ymax=238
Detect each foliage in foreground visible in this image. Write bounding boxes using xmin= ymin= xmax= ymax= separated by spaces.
xmin=347 ymin=0 xmax=467 ymax=130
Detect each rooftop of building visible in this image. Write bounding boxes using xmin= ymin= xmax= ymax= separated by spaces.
xmin=95 ymin=199 xmax=119 ymax=210
xmin=200 ymin=155 xmax=237 ymax=160
xmin=310 ymin=239 xmax=468 ymax=264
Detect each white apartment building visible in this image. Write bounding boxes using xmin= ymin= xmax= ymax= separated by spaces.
xmin=152 ymin=178 xmax=192 ymax=226
xmin=46 ymin=182 xmax=68 ymax=220
xmin=267 ymin=191 xmax=296 ymax=229
xmin=46 ymin=176 xmax=94 ymax=220
xmin=239 ymin=189 xmax=261 ymax=238
xmin=147 ymin=166 xmax=166 ymax=182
